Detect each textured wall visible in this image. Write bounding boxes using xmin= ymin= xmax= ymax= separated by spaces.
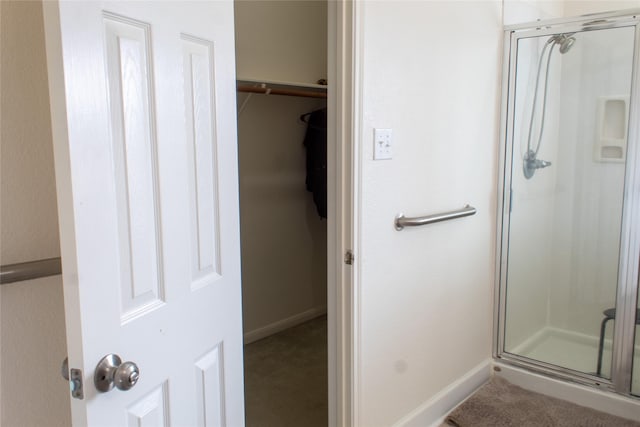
xmin=234 ymin=0 xmax=327 ymax=84
xmin=1 ymin=0 xmax=59 ymax=263
xmin=1 ymin=277 xmax=70 ymax=427
xmin=0 ymin=1 xmax=70 ymax=426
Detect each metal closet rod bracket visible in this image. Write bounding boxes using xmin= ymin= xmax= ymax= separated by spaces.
xmin=395 ymin=205 xmax=477 ymax=231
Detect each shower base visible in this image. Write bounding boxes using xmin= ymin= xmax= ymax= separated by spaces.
xmin=509 ymin=326 xmax=640 ymax=395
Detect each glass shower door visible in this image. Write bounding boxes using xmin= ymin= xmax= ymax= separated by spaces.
xmin=498 ymin=18 xmax=639 ymax=388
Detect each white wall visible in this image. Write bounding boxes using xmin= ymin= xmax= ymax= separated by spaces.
xmin=1 ymin=0 xmax=60 ymax=263
xmin=354 ymin=2 xmax=502 ymax=425
xmin=503 ymin=0 xmax=640 ymax=25
xmin=563 ymin=1 xmax=640 ymax=17
xmin=234 ymin=1 xmax=328 ymax=340
xmin=1 ymin=277 xmax=69 ymax=427
xmin=0 ymin=1 xmax=70 ymax=425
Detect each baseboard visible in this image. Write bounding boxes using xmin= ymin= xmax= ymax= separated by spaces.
xmin=243 ymin=306 xmax=327 ymax=344
xmin=393 ymin=360 xmax=492 ymax=427
xmin=494 ymin=362 xmax=640 ymax=422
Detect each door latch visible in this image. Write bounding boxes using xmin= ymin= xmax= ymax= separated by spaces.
xmin=61 ymin=357 xmax=84 ymax=400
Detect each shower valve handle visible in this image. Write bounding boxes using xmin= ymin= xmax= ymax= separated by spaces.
xmin=534 ymin=158 xmax=552 ymax=168
xmin=523 ymin=150 xmax=552 ymax=179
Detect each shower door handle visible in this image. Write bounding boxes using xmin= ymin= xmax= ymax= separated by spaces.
xmin=395 ymin=205 xmax=476 ymax=230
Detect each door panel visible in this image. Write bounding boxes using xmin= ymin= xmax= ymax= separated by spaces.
xmin=194 ymin=345 xmax=226 ymax=426
xmin=126 ymin=384 xmax=170 ymax=427
xmin=43 ymin=1 xmax=244 ymax=425
xmin=103 ymin=13 xmax=166 ymax=321
xmin=182 ymin=35 xmax=223 ymax=290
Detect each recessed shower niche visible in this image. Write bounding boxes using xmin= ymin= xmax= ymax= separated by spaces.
xmin=595 ymin=96 xmax=630 ymax=162
xmin=496 ymin=12 xmax=640 ymax=398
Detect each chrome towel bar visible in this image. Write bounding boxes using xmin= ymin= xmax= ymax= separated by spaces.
xmin=0 ymin=257 xmax=62 ymax=285
xmin=395 ymin=205 xmax=477 ymax=231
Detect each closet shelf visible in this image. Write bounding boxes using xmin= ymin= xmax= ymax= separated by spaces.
xmin=237 ymin=78 xmax=327 ymax=99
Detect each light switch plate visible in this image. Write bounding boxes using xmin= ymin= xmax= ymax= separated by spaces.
xmin=374 ymin=128 xmax=392 ymax=160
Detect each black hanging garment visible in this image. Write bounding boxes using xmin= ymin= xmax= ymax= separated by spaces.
xmin=302 ymin=108 xmax=327 ymax=218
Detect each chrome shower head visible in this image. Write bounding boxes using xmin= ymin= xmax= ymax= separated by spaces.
xmin=548 ymin=33 xmax=576 ymax=54
xmin=558 ymin=35 xmax=576 ymax=53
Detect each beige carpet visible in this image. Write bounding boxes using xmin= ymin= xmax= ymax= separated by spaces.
xmin=244 ymin=315 xmax=327 ymax=427
xmin=445 ymin=376 xmax=640 ymax=427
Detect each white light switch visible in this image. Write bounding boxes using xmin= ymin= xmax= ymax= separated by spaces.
xmin=374 ymin=128 xmax=393 ymax=160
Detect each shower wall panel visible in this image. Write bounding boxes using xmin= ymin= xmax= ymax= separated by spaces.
xmin=549 ymin=28 xmax=634 ymax=340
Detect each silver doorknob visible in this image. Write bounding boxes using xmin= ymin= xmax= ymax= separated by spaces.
xmin=94 ymin=354 xmax=140 ymax=392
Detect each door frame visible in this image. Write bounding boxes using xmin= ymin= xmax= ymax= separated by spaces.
xmin=327 ymin=1 xmax=359 ymax=425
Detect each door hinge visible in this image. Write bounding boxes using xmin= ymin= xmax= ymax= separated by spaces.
xmin=344 ymin=250 xmax=354 ymax=265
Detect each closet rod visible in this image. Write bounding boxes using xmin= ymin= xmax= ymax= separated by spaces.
xmin=0 ymin=257 xmax=62 ymax=285
xmin=237 ymin=85 xmax=327 ymax=99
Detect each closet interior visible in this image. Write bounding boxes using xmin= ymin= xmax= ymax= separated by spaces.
xmin=234 ymin=2 xmax=329 ymax=426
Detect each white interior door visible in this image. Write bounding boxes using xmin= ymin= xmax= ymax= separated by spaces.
xmin=43 ymin=1 xmax=244 ymax=425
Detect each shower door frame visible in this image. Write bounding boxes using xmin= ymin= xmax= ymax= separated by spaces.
xmin=494 ymin=9 xmax=640 ymax=397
